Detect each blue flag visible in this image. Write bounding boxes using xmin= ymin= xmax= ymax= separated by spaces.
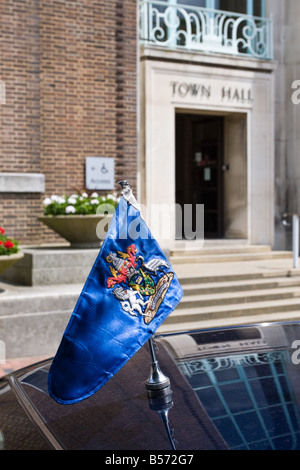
xmin=48 ymin=192 xmax=183 ymax=404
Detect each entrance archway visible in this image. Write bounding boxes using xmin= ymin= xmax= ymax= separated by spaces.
xmin=176 ymin=111 xmax=248 ymax=240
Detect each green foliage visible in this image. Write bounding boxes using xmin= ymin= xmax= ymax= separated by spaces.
xmin=43 ymin=192 xmax=119 ymax=216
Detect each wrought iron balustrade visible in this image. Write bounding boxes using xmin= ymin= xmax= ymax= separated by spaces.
xmin=140 ymin=0 xmax=273 ymax=59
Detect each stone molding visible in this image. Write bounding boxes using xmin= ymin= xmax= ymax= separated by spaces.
xmin=0 ymin=173 xmax=45 ymax=193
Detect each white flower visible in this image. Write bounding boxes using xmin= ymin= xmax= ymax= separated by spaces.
xmin=65 ymin=205 xmax=76 ymax=214
xmin=90 ymin=199 xmax=99 ymax=205
xmin=50 ymin=195 xmax=65 ymax=204
xmin=67 ymin=197 xmax=77 ymax=205
xmin=43 ymin=197 xmax=52 ymax=206
xmin=81 ymin=192 xmax=88 ymax=198
xmin=70 ymin=194 xmax=79 ymax=199
xmin=110 ymin=193 xmax=118 ymax=201
xmin=91 ymin=192 xmax=99 ymax=198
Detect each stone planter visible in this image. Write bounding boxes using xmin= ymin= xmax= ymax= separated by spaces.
xmin=39 ymin=214 xmax=113 ymax=248
xmin=0 ymin=252 xmax=24 ymax=275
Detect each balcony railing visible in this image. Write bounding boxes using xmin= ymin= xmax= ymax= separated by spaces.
xmin=139 ymin=0 xmax=273 ymax=60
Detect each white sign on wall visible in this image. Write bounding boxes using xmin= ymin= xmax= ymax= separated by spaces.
xmin=85 ymin=157 xmax=115 ymax=190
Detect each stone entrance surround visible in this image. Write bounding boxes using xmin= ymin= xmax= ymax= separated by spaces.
xmin=140 ymin=47 xmax=276 ymax=249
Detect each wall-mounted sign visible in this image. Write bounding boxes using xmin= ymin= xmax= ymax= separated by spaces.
xmin=170 ymin=80 xmax=253 ymax=107
xmin=85 ymin=157 xmax=114 ymax=190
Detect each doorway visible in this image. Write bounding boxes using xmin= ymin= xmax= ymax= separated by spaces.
xmin=176 ymin=113 xmax=225 ymax=239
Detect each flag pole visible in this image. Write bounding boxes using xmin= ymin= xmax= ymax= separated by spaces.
xmin=146 ymin=336 xmax=170 ymax=390
xmin=118 ymin=181 xmax=176 ymax=449
xmin=146 ymin=336 xmax=176 ymax=450
xmin=118 ymin=180 xmax=171 ymax=391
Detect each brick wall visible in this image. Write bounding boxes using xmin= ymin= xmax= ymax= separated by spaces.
xmin=0 ymin=0 xmax=138 ymax=245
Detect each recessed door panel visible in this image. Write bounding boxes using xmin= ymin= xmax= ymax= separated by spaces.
xmin=176 ymin=114 xmax=224 ymax=239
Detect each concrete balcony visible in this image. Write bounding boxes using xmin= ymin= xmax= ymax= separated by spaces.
xmin=139 ymin=0 xmax=273 ymax=60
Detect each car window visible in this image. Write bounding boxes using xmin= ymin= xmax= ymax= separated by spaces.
xmin=160 ymin=324 xmax=300 ymax=450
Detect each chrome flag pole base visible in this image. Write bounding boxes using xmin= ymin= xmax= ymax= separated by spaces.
xmin=145 ymin=336 xmax=170 ymax=391
xmin=145 ymin=337 xmax=176 ymax=450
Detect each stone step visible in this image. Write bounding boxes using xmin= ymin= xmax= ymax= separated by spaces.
xmin=177 ymin=268 xmax=299 ymax=285
xmin=0 ymin=247 xmax=98 ymax=286
xmin=157 ymin=310 xmax=300 ymax=334
xmin=0 ymin=285 xmax=81 ymax=316
xmin=0 ymin=307 xmax=72 ymax=359
xmin=182 ymin=277 xmax=300 ymax=296
xmin=0 ymin=245 xmax=298 ymax=357
xmin=178 ymin=286 xmax=300 ymax=309
xmin=171 ymin=244 xmax=272 ymax=257
xmin=0 ymin=284 xmax=82 ymax=358
xmin=170 ymin=250 xmax=292 ymax=264
xmin=164 ymin=297 xmax=300 ymax=327
xmin=162 ymin=267 xmax=300 ymax=332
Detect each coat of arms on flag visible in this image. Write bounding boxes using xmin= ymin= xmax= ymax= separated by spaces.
xmin=106 ymin=244 xmax=174 ymax=323
xmin=48 ymin=182 xmax=183 ymax=404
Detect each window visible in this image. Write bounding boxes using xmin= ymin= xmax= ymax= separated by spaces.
xmin=176 ymin=0 xmax=265 ymax=17
xmin=140 ymin=0 xmax=272 ymax=59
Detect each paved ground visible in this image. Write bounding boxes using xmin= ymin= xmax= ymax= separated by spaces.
xmin=0 ymin=356 xmax=49 ymax=377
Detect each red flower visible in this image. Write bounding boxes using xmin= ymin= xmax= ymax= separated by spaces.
xmin=0 ymin=241 xmax=3 ymax=245
xmin=4 ymin=240 xmax=14 ymax=249
xmin=0 ymin=227 xmax=5 ymax=234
